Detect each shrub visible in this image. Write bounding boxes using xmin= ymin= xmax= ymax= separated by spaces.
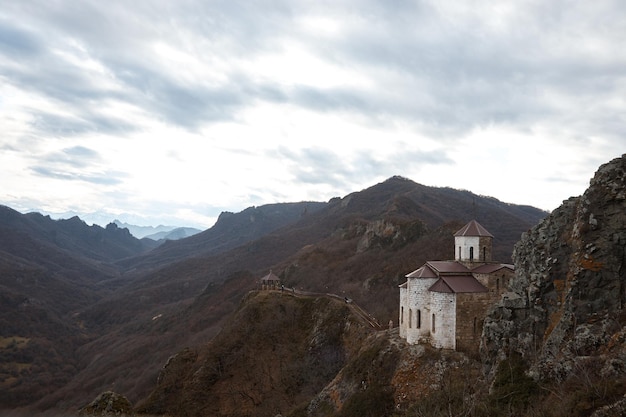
xmin=488 ymin=353 xmax=539 ymax=415
xmin=337 ymin=385 xmax=395 ymax=417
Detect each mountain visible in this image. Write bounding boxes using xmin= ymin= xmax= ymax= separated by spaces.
xmin=0 ymin=207 xmax=162 ymax=408
xmin=116 ymin=155 xmax=626 ymax=417
xmin=117 ymin=201 xmax=328 ymax=272
xmin=51 ymin=178 xmax=544 ymax=412
xmin=143 ymin=227 xmax=202 ymax=241
xmin=137 ymin=291 xmax=375 ymax=417
xmin=113 ymin=220 xmax=202 ymax=240
xmin=0 ymin=177 xmax=548 ymax=414
xmin=136 ymin=289 xmax=483 ymax=417
xmin=0 ymin=207 xmax=159 ymax=263
xmin=0 ymin=206 xmax=165 ymax=405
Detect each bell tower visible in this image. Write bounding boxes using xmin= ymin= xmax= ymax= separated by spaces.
xmin=454 ymin=220 xmax=493 ymax=264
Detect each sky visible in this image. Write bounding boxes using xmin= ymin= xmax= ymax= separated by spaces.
xmin=0 ymin=1 xmax=624 ymax=229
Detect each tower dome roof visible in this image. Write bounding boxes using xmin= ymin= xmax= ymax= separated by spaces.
xmin=454 ymin=220 xmax=493 ymax=237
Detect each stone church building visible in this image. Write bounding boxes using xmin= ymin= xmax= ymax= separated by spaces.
xmin=398 ymin=220 xmax=514 ymax=352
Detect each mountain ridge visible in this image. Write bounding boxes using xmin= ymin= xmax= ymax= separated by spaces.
xmin=113 ymin=220 xmax=202 ymax=240
xmin=129 ymin=156 xmax=626 ymax=417
xmin=0 ymin=176 xmax=547 ymax=413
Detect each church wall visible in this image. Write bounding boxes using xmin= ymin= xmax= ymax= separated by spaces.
xmin=455 ymin=236 xmax=480 ymax=262
xmin=478 ymin=236 xmax=493 ymax=262
xmin=413 ymin=277 xmax=436 ymax=344
xmin=401 ymin=277 xmax=437 ymax=345
xmin=474 ymin=269 xmax=514 ymax=296
xmin=399 ymin=286 xmax=408 ymax=339
xmin=455 ymin=292 xmax=492 ymax=353
xmin=455 ymin=269 xmax=514 ymax=353
xmin=430 ymin=292 xmax=456 ymax=349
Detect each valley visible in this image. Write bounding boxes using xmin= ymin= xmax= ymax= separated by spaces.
xmin=5 ymin=160 xmax=623 ymax=416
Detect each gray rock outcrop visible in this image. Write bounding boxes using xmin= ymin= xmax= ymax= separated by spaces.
xmin=482 ymin=154 xmax=626 ymax=382
xmin=78 ymin=391 xmax=134 ymax=416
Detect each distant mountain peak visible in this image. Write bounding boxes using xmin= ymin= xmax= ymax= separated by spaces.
xmin=112 ymin=220 xmax=200 ymax=239
xmin=387 ymin=175 xmax=414 ymax=182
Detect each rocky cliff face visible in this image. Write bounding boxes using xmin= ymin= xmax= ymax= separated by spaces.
xmin=483 ymin=155 xmax=626 ymax=386
xmin=137 ymin=291 xmax=374 ymax=417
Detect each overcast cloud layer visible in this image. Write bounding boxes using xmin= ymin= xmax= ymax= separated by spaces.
xmin=1 ymin=1 xmax=624 ymax=228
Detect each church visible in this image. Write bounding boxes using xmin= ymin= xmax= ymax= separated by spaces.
xmin=398 ymin=220 xmax=514 ymax=352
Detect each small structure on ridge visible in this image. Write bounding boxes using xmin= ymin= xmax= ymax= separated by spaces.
xmin=260 ymin=270 xmax=281 ymax=290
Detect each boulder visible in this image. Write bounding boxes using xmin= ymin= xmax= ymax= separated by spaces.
xmin=78 ymin=391 xmax=133 ymax=416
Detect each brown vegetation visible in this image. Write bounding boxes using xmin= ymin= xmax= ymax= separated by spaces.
xmin=0 ymin=177 xmax=546 ymax=413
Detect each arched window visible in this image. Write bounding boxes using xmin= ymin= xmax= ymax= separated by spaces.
xmin=408 ymin=309 xmax=412 ymax=328
xmin=417 ymin=309 xmax=421 ymax=328
xmin=469 ymin=246 xmax=474 ymax=261
xmin=431 ymin=314 xmax=436 ymax=333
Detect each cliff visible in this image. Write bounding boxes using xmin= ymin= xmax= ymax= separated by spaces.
xmin=137 ymin=291 xmax=374 ymax=417
xmin=132 ymin=156 xmax=626 ymax=417
xmin=483 ymin=154 xmax=626 ymax=415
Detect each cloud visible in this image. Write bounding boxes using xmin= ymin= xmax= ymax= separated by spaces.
xmin=0 ymin=23 xmax=43 ymax=56
xmin=3 ymin=0 xmax=621 ymax=139
xmin=275 ymin=144 xmax=454 ymax=193
xmin=0 ymin=0 xmax=624 ymax=227
xmin=29 ymin=146 xmax=126 ymax=186
xmin=29 ymin=112 xmax=136 ymax=136
xmin=31 ymin=166 xmax=125 ymax=185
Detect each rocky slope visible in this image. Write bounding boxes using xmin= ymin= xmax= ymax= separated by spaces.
xmin=137 ymin=291 xmax=374 ymax=417
xmin=139 ymin=156 xmax=626 ymax=417
xmin=119 ymin=201 xmax=327 ymax=271
xmin=483 ymin=154 xmax=626 ymax=415
xmin=135 ymin=291 xmax=497 ymax=417
xmin=0 ymin=206 xmax=158 ymax=263
xmin=0 ymin=177 xmax=546 ymax=413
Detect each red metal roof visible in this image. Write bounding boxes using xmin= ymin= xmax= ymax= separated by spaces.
xmin=406 ymin=264 xmax=438 ymax=278
xmin=426 ymin=261 xmax=471 ymax=274
xmin=405 ymin=260 xmax=503 ymax=293
xmin=428 ymin=275 xmax=488 ymax=293
xmin=454 ymin=220 xmax=493 ymax=237
xmin=471 ymin=263 xmax=514 ymax=274
xmin=260 ymin=271 xmax=280 ymax=281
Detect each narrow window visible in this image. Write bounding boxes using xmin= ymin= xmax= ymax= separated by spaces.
xmin=473 ymin=317 xmax=477 ymax=334
xmin=496 ymin=278 xmax=500 ymax=292
xmin=483 ymin=246 xmax=486 ymax=261
xmin=408 ymin=309 xmax=412 ymax=328
xmin=458 ymin=246 xmax=462 ymax=260
xmin=431 ymin=314 xmax=436 ymax=333
xmin=469 ymin=246 xmax=474 ymax=261
xmin=401 ymin=307 xmax=404 ymax=324
xmin=417 ymin=309 xmax=421 ymax=328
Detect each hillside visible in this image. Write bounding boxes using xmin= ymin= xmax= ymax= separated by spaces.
xmin=113 ymin=220 xmax=202 ymax=240
xmin=0 ymin=177 xmax=547 ymax=413
xmin=137 ymin=291 xmax=375 ymax=417
xmin=129 ymin=155 xmax=626 ymax=417
xmin=0 ymin=206 xmax=158 ymax=263
xmin=62 ymin=179 xmax=544 ymax=412
xmin=143 ymin=227 xmax=202 ymax=241
xmin=118 ymin=201 xmax=327 ymax=272
xmin=0 ymin=207 xmax=163 ymax=408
